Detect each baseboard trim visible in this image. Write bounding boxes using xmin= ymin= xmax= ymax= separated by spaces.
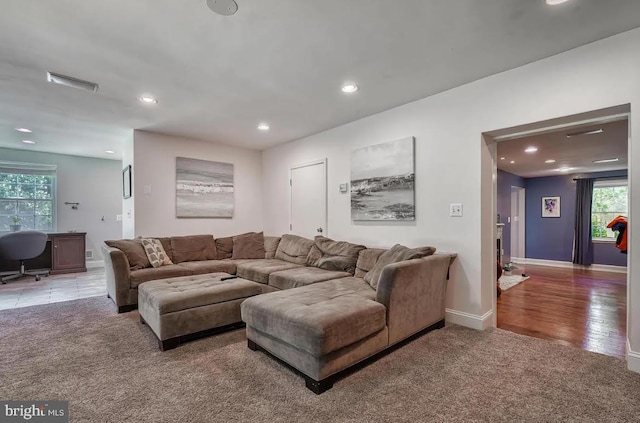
xmin=517 ymin=258 xmax=627 ymax=274
xmin=627 ymin=340 xmax=640 ymax=373
xmin=86 ymin=260 xmax=104 ymax=269
xmin=445 ymin=308 xmax=493 ymax=330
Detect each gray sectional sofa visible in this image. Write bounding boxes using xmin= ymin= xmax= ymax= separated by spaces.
xmin=102 ymin=232 xmax=455 ymax=393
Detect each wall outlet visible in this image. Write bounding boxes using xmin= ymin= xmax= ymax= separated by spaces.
xmin=143 ymin=185 xmax=152 ymax=195
xmin=116 ymin=214 xmax=122 ymax=221
xmin=507 ymin=216 xmax=511 ymax=223
xmin=450 ymin=203 xmax=463 ymax=217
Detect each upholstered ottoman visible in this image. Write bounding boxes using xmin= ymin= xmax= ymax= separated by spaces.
xmin=138 ymin=273 xmax=262 ymax=350
xmin=241 ymin=279 xmax=388 ymax=393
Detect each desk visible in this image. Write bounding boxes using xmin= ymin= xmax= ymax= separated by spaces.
xmin=0 ymin=232 xmax=86 ymax=275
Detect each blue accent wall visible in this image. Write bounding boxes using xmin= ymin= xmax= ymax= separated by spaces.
xmin=525 ymin=170 xmax=627 ymax=266
xmin=497 ymin=170 xmax=525 ymax=263
xmin=525 ymin=175 xmax=576 ymax=261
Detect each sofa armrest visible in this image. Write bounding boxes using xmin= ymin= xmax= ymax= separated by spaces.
xmin=102 ymin=244 xmax=132 ymax=308
xmin=376 ymin=254 xmax=454 ymax=345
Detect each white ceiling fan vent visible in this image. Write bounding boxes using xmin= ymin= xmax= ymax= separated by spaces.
xmin=47 ymin=72 xmax=99 ymax=92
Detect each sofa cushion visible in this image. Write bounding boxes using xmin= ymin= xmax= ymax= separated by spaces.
xmin=232 ymin=232 xmax=266 ymax=259
xmin=236 ymin=259 xmax=302 ymax=285
xmin=264 ymin=236 xmax=281 ymax=259
xmin=140 ymin=238 xmax=173 ymax=268
xmin=241 ymin=278 xmax=385 ymax=357
xmin=156 ymin=237 xmax=175 ymax=263
xmin=364 ymin=244 xmax=436 ymax=289
xmin=175 ymin=260 xmax=237 ymax=275
xmin=274 ymin=234 xmax=314 ymax=265
xmin=215 ymin=236 xmax=234 ymax=259
xmin=129 ymin=265 xmax=193 ymax=288
xmin=171 ymin=235 xmax=217 ymax=263
xmin=354 ymin=248 xmax=386 ymax=278
xmin=268 ymin=267 xmax=351 ymax=290
xmin=104 ymin=239 xmax=150 ymax=271
xmin=306 ymin=238 xmax=366 ymax=275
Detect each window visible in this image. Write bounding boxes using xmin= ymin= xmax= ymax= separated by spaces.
xmin=591 ymin=179 xmax=628 ymax=241
xmin=0 ymin=162 xmax=56 ymax=232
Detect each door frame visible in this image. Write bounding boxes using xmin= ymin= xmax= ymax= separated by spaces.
xmin=289 ymin=158 xmax=328 ymax=238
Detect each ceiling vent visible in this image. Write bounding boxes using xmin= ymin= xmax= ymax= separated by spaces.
xmin=47 ymin=72 xmax=99 ymax=92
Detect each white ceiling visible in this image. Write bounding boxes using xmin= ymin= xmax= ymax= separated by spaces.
xmin=1 ymin=0 xmax=640 ymax=160
xmin=497 ymin=119 xmax=629 ymax=178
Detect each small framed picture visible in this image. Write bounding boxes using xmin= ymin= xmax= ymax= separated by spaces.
xmin=123 ymin=165 xmax=132 ymax=199
xmin=542 ymin=196 xmax=560 ymax=218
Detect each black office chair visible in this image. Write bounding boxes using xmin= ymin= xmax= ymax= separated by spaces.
xmin=0 ymin=230 xmax=50 ymax=284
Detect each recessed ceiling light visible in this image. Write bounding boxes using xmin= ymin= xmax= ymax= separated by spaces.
xmin=510 ymin=160 xmax=515 ymax=164
xmin=545 ymin=159 xmax=556 ymax=164
xmin=500 ymin=157 xmax=505 ymax=160
xmin=105 ymin=150 xmax=115 ymax=154
xmin=341 ymin=83 xmax=359 ymax=93
xmin=15 ymin=127 xmax=32 ymax=133
xmin=546 ymin=0 xmax=570 ymax=5
xmin=138 ymin=95 xmax=158 ymax=104
xmin=593 ymin=158 xmax=619 ymax=164
xmin=257 ymin=123 xmax=270 ymax=131
xmin=524 ymin=146 xmax=538 ymax=153
xmin=566 ymin=128 xmax=603 ymax=138
xmin=22 ymin=140 xmax=36 ymax=145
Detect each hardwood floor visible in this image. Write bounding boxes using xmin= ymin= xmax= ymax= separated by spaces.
xmin=497 ymin=264 xmax=627 ymax=358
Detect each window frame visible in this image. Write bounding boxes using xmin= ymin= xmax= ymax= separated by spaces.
xmin=0 ymin=162 xmax=57 ymax=233
xmin=591 ymin=178 xmax=628 ymax=243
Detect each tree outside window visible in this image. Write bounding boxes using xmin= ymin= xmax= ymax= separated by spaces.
xmin=0 ymin=172 xmax=55 ymax=231
xmin=591 ymin=182 xmax=628 ymax=240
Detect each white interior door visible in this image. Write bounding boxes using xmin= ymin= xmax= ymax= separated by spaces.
xmin=290 ymin=160 xmax=327 ymax=239
xmin=510 ymin=187 xmax=526 ymax=264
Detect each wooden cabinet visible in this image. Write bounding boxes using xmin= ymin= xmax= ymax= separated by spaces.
xmin=51 ymin=232 xmax=87 ymax=275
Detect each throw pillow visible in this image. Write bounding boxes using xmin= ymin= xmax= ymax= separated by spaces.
xmin=215 ymin=236 xmax=234 ymax=259
xmin=264 ymin=236 xmax=281 ymax=259
xmin=140 ymin=238 xmax=173 ymax=268
xmin=232 ymin=232 xmax=266 ymax=259
xmin=104 ymin=239 xmax=150 ymax=271
xmin=364 ymin=244 xmax=436 ymax=290
xmin=171 ymin=235 xmax=217 ymax=263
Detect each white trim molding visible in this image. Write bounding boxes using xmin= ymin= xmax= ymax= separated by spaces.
xmin=86 ymin=260 xmax=104 ymax=269
xmin=446 ymin=308 xmax=493 ymax=330
xmin=627 ymin=340 xmax=640 ymax=374
xmin=517 ymin=258 xmax=627 ymax=274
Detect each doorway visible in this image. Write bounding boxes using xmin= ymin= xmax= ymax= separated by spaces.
xmin=486 ymin=106 xmax=630 ymax=358
xmin=289 ymin=159 xmax=327 ymax=239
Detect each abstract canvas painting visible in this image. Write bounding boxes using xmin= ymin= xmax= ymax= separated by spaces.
xmin=542 ymin=196 xmax=560 ymax=218
xmin=351 ymin=137 xmax=415 ymax=221
xmin=176 ymin=157 xmax=234 ymax=218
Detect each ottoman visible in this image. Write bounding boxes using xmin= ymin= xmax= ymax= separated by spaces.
xmin=138 ymin=273 xmax=262 ymax=350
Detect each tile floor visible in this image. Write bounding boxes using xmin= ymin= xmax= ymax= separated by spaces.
xmin=0 ymin=268 xmax=106 ymax=311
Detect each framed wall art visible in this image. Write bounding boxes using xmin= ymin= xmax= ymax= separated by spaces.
xmin=542 ymin=196 xmax=560 ymax=218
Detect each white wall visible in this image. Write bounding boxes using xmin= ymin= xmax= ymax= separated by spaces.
xmin=262 ymin=28 xmax=640 ymax=363
xmin=0 ymin=147 xmax=122 ymax=264
xmin=132 ymin=131 xmax=263 ymax=237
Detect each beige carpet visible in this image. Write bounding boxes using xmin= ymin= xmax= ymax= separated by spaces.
xmin=1 ymin=297 xmax=640 ymax=422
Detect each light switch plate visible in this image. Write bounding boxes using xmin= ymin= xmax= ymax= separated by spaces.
xmin=339 ymin=183 xmax=348 ymax=193
xmin=450 ymin=203 xmax=463 ymax=217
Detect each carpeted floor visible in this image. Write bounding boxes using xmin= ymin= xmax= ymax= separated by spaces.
xmin=1 ymin=298 xmax=640 ymax=422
